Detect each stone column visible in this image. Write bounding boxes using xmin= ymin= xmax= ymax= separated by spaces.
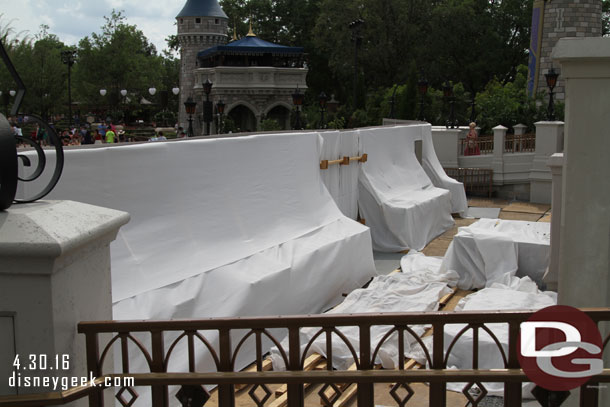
xmin=491 ymin=125 xmax=507 ymax=184
xmin=553 ymin=35 xmax=610 ymax=407
xmin=542 ymin=153 xmax=564 ymax=291
xmin=430 ymin=128 xmax=460 ymax=168
xmin=553 ymin=37 xmax=610 ymax=307
xmin=0 ymin=200 xmax=129 ymax=401
xmin=529 ymin=121 xmax=564 ymax=204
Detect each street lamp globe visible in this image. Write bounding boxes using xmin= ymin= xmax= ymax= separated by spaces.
xmin=9 ymin=90 xmax=16 ymax=97
xmin=120 ymin=89 xmax=127 ymax=97
xmin=99 ymin=89 xmax=107 ymax=97
xmin=172 ymin=87 xmax=180 ymax=96
xmin=149 ymin=88 xmax=157 ymax=96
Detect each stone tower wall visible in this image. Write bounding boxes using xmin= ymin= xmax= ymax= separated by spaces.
xmin=539 ymin=0 xmax=602 ymax=100
xmin=177 ymin=16 xmax=228 ymax=134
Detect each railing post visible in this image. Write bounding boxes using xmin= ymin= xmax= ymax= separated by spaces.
xmin=492 ymin=125 xmax=507 ymax=185
xmin=542 ymin=153 xmax=564 ymax=291
xmin=504 ymin=321 xmax=523 ymax=406
xmin=151 ymin=330 xmax=167 ymax=407
xmin=287 ymin=327 xmax=304 ymax=407
xmin=357 ymin=324 xmax=374 ymax=407
xmin=513 ymin=124 xmax=527 ymax=136
xmin=85 ymin=332 xmax=103 ymax=407
xmin=430 ymin=322 xmax=446 ymax=407
xmin=218 ymin=328 xmax=235 ymax=407
xmin=529 ymin=121 xmax=564 ymax=204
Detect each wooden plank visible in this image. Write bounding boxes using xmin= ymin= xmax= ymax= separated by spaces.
xmin=439 ymin=287 xmax=458 ymax=307
xmin=274 ymin=354 xmax=324 ymax=397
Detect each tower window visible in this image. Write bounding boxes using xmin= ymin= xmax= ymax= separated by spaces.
xmin=195 ymin=18 xmax=201 ymax=24
xmin=179 ymin=18 xmax=184 ymax=24
xmin=215 ymin=19 xmax=219 ymax=25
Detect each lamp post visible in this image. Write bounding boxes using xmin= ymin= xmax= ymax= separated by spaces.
xmin=469 ymin=92 xmax=477 ymax=124
xmin=545 ymin=67 xmax=559 ymax=121
xmin=184 ymin=96 xmax=196 ymax=138
xmin=318 ymin=91 xmax=328 ymax=129
xmin=389 ymin=84 xmax=398 ymax=119
xmin=202 ymin=79 xmax=213 ymax=135
xmin=291 ymin=86 xmax=305 ymax=130
xmin=99 ymin=89 xmax=107 ymax=120
xmin=148 ymin=87 xmax=157 ymax=125
xmin=349 ymin=19 xmax=364 ymax=110
xmin=60 ymin=49 xmax=76 ymax=128
xmin=120 ymin=89 xmax=127 ymax=123
xmin=417 ymin=77 xmax=429 ymax=121
xmin=216 ymin=100 xmax=225 ymax=134
xmin=443 ymin=81 xmax=456 ymax=129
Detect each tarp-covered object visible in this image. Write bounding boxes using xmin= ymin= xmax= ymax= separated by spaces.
xmin=441 ymin=219 xmax=550 ymax=289
xmin=358 ymin=125 xmax=454 ymax=251
xmin=419 ymin=124 xmax=468 ymax=215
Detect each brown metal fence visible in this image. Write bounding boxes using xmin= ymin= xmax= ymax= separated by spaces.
xmin=444 ymin=168 xmax=493 ymax=198
xmin=459 ymin=136 xmax=494 ymax=155
xmin=2 ymin=309 xmax=610 ymax=407
xmin=504 ymin=134 xmax=536 ymax=153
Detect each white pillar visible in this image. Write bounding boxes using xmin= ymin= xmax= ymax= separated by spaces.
xmin=529 ymin=121 xmax=564 ymax=204
xmin=492 ymin=125 xmax=507 ymax=184
xmin=513 ymin=123 xmax=527 ymax=136
xmin=553 ymin=37 xmax=610 ymax=308
xmin=430 ymin=128 xmax=461 ymax=168
xmin=542 ymin=153 xmax=564 ymax=291
xmin=0 ymin=201 xmax=129 ymax=400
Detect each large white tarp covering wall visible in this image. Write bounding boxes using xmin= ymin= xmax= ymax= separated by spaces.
xmin=441 ymin=219 xmax=550 ymax=289
xmin=21 ymin=133 xmax=376 ymax=311
xmin=319 ymin=130 xmax=360 ymax=220
xmin=357 ymin=125 xmax=455 ymax=251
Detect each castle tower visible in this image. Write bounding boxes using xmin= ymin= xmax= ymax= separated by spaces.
xmin=528 ymin=0 xmax=602 ymax=100
xmin=177 ymin=0 xmax=228 ymax=134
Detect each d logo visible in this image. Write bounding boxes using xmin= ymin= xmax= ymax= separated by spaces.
xmin=518 ymin=305 xmax=603 ymax=391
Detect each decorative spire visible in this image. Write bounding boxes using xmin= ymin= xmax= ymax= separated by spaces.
xmin=232 ymin=18 xmax=238 ymax=41
xmin=247 ymin=19 xmax=256 ymax=37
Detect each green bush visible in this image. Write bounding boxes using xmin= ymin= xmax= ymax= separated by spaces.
xmin=260 ymin=118 xmax=282 ymax=132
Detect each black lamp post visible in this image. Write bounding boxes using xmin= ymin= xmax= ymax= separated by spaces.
xmin=292 ymin=86 xmax=305 ymax=130
xmin=417 ymin=77 xmax=429 ymax=121
xmin=184 ymin=96 xmax=197 ymax=138
xmin=389 ymin=84 xmax=398 ymax=119
xmin=202 ymin=79 xmax=213 ymax=135
xmin=1 ymin=91 xmax=11 ymax=116
xmin=349 ymin=19 xmax=364 ymax=109
xmin=545 ymin=67 xmax=559 ymax=121
xmin=443 ymin=81 xmax=456 ymax=129
xmin=216 ymin=100 xmax=225 ymax=134
xmin=470 ymin=92 xmax=477 ymax=124
xmin=60 ymin=49 xmax=76 ymax=128
xmin=318 ymin=91 xmax=328 ymax=129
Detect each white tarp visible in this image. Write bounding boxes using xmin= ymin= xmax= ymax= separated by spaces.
xmin=20 ymin=132 xmax=377 ymax=405
xmin=319 ymin=130 xmax=360 ymax=220
xmin=419 ymin=124 xmax=468 ymax=215
xmin=271 ymin=251 xmax=457 ymax=371
xmin=357 ymin=125 xmax=454 ymax=252
xmin=442 ymin=276 xmax=557 ymax=398
xmin=441 ymin=219 xmax=551 ymax=289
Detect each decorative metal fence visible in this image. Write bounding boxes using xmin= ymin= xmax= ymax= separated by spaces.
xmin=458 ymin=136 xmax=494 ymax=156
xmin=504 ymin=134 xmax=536 ymax=153
xmin=444 ymin=168 xmax=493 ymax=198
xmin=2 ymin=309 xmax=609 ymax=407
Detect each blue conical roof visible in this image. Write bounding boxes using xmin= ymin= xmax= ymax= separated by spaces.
xmin=176 ymin=0 xmax=228 ymax=19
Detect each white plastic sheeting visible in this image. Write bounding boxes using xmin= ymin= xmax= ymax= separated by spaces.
xmin=442 ymin=276 xmax=557 ymax=398
xmin=319 ymin=130 xmax=360 ymax=220
xmin=441 ymin=219 xmax=551 ymax=290
xmin=419 ymin=124 xmax=468 ymax=215
xmin=271 ymin=251 xmax=457 ymax=371
xmin=357 ymin=125 xmax=455 ymax=252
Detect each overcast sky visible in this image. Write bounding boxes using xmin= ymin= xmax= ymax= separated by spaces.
xmin=1 ymin=0 xmax=189 ymax=54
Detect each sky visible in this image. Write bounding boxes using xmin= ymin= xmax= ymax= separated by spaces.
xmin=0 ymin=0 xmax=189 ymax=54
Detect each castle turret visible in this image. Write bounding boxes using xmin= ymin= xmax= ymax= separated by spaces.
xmin=177 ymin=0 xmax=228 ymax=134
xmin=528 ymin=0 xmax=602 ymax=101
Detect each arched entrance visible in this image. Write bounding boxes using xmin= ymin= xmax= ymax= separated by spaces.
xmin=228 ymin=105 xmax=257 ymax=133
xmin=265 ymin=105 xmax=291 ymax=130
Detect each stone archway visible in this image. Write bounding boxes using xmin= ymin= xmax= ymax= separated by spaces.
xmin=265 ymin=104 xmax=291 ymax=130
xmin=228 ymin=105 xmax=257 ymax=133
